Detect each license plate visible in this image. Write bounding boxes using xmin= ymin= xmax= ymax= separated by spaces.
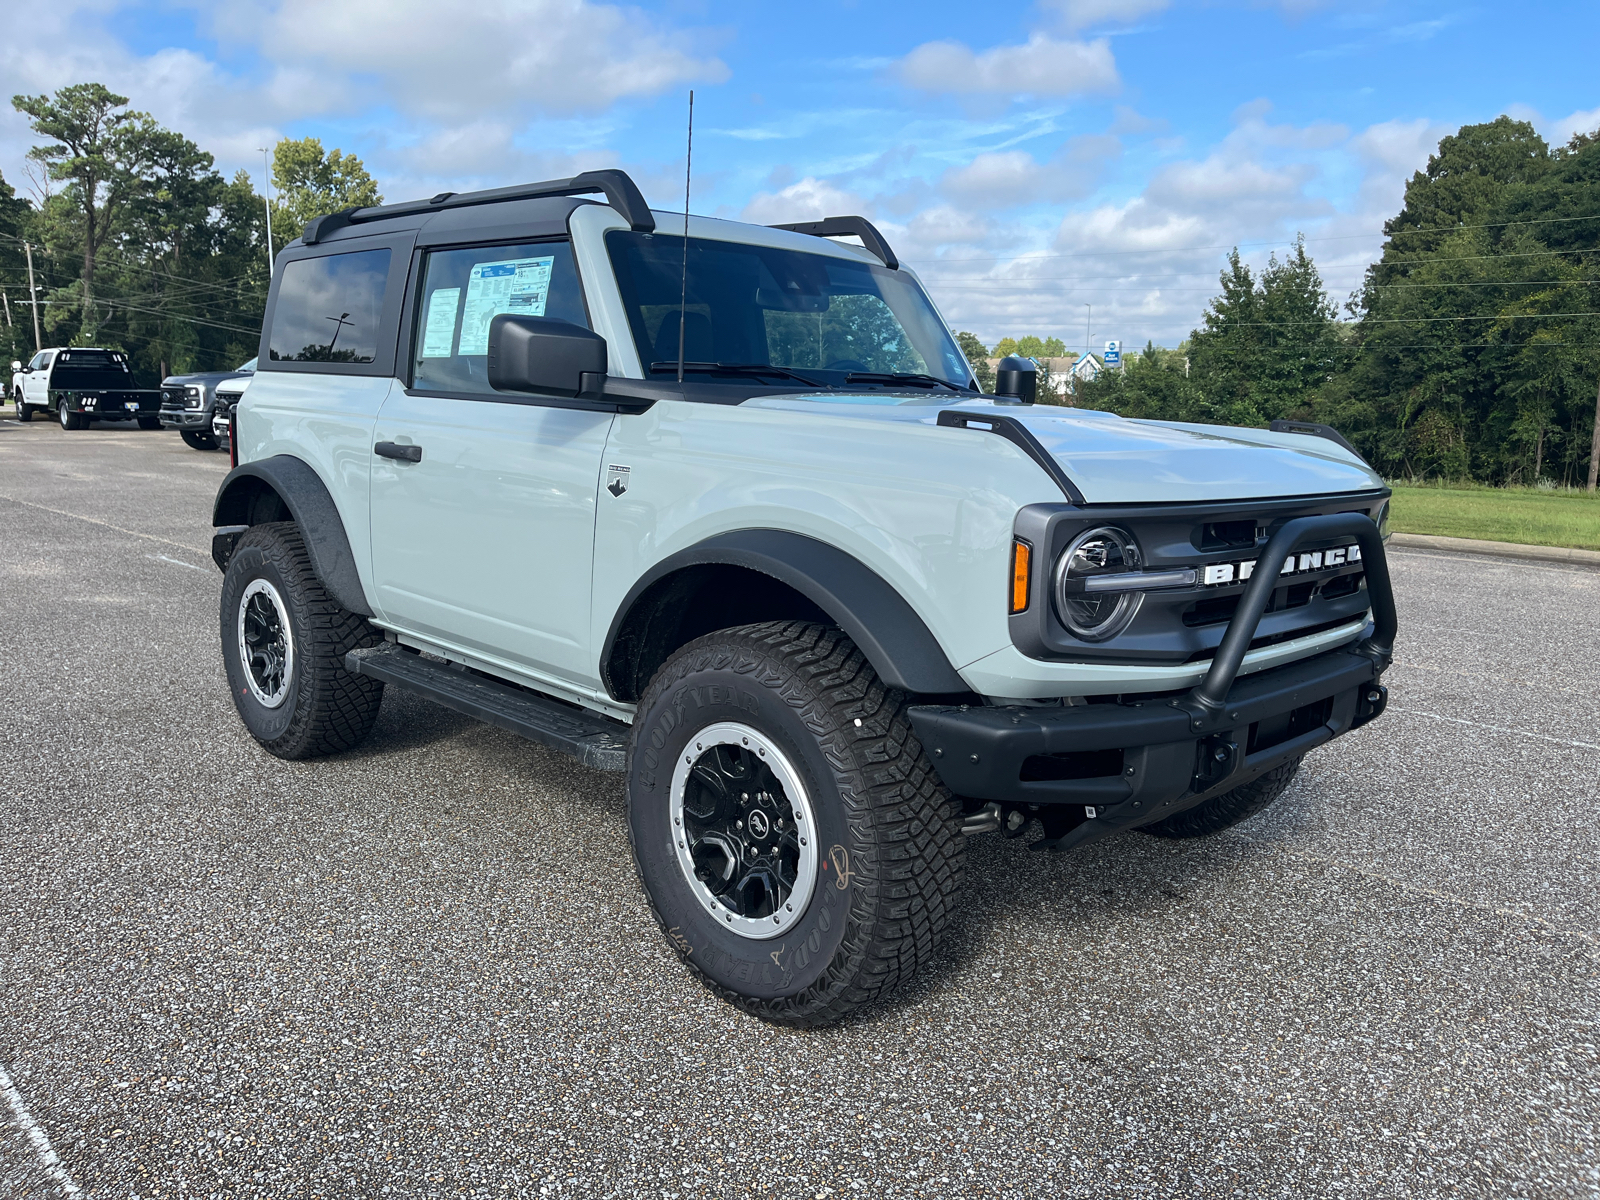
xmin=125 ymin=401 xmax=138 ymax=411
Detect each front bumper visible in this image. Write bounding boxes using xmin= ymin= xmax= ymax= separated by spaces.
xmin=911 ymin=511 xmax=1398 ymax=851
xmin=159 ymin=406 xmax=211 ymax=430
xmin=910 ymin=643 xmax=1386 ymax=835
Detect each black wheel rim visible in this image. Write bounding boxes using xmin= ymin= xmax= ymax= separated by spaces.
xmin=670 ymin=723 xmax=818 ymax=939
xmin=237 ymin=579 xmax=294 ymax=707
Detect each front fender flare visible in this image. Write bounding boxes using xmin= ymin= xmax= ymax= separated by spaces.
xmin=212 ymin=455 xmax=372 ymax=617
xmin=602 ymin=529 xmax=967 ymax=697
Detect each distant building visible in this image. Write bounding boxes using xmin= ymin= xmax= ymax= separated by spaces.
xmin=1067 ymin=353 xmax=1103 ymax=384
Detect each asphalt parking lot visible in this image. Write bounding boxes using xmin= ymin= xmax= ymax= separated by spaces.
xmin=1 ymin=418 xmax=1596 ymax=1199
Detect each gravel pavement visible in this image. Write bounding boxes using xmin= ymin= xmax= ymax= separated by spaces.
xmin=1 ymin=418 xmax=1595 ymax=1199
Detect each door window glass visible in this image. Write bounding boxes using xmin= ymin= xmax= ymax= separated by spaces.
xmin=267 ymin=248 xmax=392 ymax=364
xmin=411 ymin=241 xmax=587 ymax=395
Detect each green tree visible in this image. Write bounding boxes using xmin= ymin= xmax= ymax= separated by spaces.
xmin=992 ymin=336 xmax=1018 ymax=358
xmin=953 ymin=330 xmax=994 ymax=390
xmin=271 ymin=137 xmax=383 ymax=234
xmin=12 ymin=83 xmax=146 ymax=336
xmin=1014 ymin=335 xmax=1065 ymax=358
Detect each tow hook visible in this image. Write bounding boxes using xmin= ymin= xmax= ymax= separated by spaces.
xmin=1354 ymin=684 xmax=1388 ymax=728
xmin=1192 ymin=735 xmax=1239 ymax=793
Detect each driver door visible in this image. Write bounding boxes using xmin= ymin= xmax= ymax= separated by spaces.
xmin=368 ymin=238 xmax=612 ymax=688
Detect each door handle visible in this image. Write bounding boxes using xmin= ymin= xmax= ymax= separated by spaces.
xmin=374 ymin=441 xmax=422 ymax=463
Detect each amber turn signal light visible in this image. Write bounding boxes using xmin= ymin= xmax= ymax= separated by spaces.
xmin=1010 ymin=539 xmax=1031 ymax=614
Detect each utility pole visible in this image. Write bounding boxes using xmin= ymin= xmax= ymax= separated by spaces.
xmin=260 ymin=147 xmax=275 ymax=277
xmin=1083 ymin=304 xmax=1092 ymax=368
xmin=1588 ymin=374 xmax=1599 ymax=493
xmin=1 ymin=291 xmax=10 ymax=327
xmin=24 ymin=241 xmax=41 ymax=350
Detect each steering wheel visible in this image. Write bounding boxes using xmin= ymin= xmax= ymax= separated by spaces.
xmin=825 ymin=359 xmax=869 ymax=372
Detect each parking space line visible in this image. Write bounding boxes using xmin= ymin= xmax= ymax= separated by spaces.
xmin=147 ymin=553 xmax=209 ymax=573
xmin=1389 ymin=706 xmax=1600 ymax=754
xmin=0 ymin=1060 xmax=82 ymax=1198
xmin=0 ymin=491 xmax=210 ymax=558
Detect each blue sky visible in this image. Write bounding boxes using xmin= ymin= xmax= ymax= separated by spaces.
xmin=3 ymin=0 xmax=1597 ymax=351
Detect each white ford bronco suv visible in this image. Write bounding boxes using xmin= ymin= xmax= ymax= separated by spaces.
xmin=211 ymin=170 xmax=1396 ymax=1026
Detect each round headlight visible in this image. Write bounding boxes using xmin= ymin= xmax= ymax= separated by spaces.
xmin=1053 ymin=525 xmax=1145 ymax=642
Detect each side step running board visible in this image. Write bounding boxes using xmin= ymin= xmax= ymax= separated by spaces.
xmin=345 ymin=645 xmax=628 ymax=771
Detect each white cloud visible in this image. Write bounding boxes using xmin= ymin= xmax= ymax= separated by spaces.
xmin=895 ymin=35 xmax=1120 ymax=97
xmin=739 ymin=177 xmax=871 ymax=225
xmin=1038 ymin=0 xmax=1169 ymax=33
xmin=941 ymin=135 xmax=1119 ymax=206
xmin=225 ymin=0 xmax=727 ymax=121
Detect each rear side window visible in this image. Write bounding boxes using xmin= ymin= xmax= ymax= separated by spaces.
xmin=268 ymin=248 xmax=392 ymax=364
xmin=410 ymin=241 xmax=586 ymax=395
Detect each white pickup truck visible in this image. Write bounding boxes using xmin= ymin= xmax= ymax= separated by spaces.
xmin=12 ymin=346 xmax=162 ymax=428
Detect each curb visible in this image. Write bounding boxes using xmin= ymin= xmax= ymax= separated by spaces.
xmin=1388 ymin=531 xmax=1600 ymax=568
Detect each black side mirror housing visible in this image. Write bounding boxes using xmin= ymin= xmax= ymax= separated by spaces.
xmin=487 ymin=315 xmax=607 ymax=397
xmin=994 ymin=355 xmax=1037 ymax=404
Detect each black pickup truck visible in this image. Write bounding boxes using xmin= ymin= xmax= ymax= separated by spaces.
xmin=11 ymin=347 xmax=162 ymax=430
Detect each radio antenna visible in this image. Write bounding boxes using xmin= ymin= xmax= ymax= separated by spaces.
xmin=677 ymin=89 xmax=694 ymax=385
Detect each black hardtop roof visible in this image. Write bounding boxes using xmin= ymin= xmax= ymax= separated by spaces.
xmin=289 ymin=168 xmax=901 ymax=269
xmin=299 ymin=169 xmax=654 ymax=246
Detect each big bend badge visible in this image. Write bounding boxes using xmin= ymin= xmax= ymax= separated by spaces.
xmin=606 ymin=463 xmax=631 ymax=498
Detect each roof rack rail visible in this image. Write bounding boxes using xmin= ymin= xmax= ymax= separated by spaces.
xmin=768 ymin=216 xmax=899 ymax=270
xmin=301 ymin=169 xmax=655 ymax=245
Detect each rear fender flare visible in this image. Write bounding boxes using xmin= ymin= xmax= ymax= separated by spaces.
xmin=212 ymin=455 xmax=371 ymax=616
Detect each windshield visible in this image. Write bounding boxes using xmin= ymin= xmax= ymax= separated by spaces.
xmin=52 ymin=349 xmax=133 ymax=389
xmin=237 ymin=358 xmax=257 ymax=373
xmin=605 ymin=231 xmax=974 ymax=390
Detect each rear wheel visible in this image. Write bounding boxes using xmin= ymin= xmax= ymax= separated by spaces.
xmin=220 ymin=522 xmax=385 ymax=759
xmin=1139 ymin=756 xmax=1302 ymax=839
xmin=137 ymin=416 xmax=161 ymax=431
xmin=181 ymin=429 xmax=219 ymax=450
xmin=627 ymin=621 xmax=965 ymax=1027
xmin=58 ymin=400 xmax=83 ymax=431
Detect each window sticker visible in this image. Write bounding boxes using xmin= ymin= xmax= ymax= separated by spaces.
xmin=459 ymin=256 xmax=555 ymax=355
xmin=422 ymin=287 xmax=460 ymax=358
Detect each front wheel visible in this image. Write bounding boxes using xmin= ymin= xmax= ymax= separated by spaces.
xmin=627 ymin=621 xmax=965 ymax=1027
xmin=181 ymin=429 xmax=219 ymax=450
xmin=1139 ymin=756 xmax=1303 ymax=839
xmin=219 ymin=522 xmax=385 ymax=759
xmin=15 ymin=395 xmax=30 ymax=422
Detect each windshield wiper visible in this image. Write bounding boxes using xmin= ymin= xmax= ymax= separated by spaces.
xmin=649 ymin=361 xmax=829 ymax=388
xmin=843 ymin=371 xmax=966 ymax=392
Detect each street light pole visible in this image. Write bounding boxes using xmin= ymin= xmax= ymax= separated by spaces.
xmin=259 ymin=147 xmax=275 ymax=277
xmin=1083 ymin=304 xmax=1092 ymax=365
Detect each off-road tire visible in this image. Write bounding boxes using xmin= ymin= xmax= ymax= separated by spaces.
xmin=58 ymin=401 xmax=82 ymax=431
xmin=1140 ymin=756 xmax=1302 ymax=839
xmin=15 ymin=397 xmax=30 ymax=422
xmin=181 ymin=429 xmax=218 ymax=450
xmin=137 ymin=416 xmax=161 ymax=431
xmin=220 ymin=521 xmax=384 ymax=759
xmin=627 ymin=621 xmax=965 ymax=1028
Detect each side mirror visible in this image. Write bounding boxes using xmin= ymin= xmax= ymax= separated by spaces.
xmin=994 ymin=355 xmax=1037 ymax=404
xmin=488 ymin=315 xmax=607 ymax=398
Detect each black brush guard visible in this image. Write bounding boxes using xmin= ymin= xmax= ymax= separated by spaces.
xmin=908 ymin=513 xmax=1397 ymax=851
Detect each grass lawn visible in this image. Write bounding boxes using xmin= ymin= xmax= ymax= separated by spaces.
xmin=1387 ymin=484 xmax=1600 ymax=550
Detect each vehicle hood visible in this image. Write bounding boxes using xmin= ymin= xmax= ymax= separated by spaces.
xmin=161 ymin=370 xmax=249 ymax=390
xmin=744 ymin=394 xmax=1385 ymax=504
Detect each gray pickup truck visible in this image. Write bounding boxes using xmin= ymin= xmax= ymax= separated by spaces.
xmin=160 ymin=358 xmax=256 ymax=449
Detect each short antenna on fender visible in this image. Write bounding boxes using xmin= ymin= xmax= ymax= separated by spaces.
xmin=677 ymin=89 xmax=694 ymax=386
